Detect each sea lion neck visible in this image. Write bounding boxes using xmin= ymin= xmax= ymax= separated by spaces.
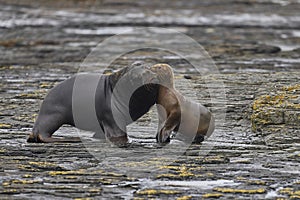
xmin=108 ymin=69 xmax=125 ymax=89
xmin=107 ymin=66 xmax=134 ymax=89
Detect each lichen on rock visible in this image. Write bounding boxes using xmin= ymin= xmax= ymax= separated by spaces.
xmin=251 ymin=84 xmax=300 ymax=132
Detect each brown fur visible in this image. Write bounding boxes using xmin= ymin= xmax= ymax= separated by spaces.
xmin=150 ymin=64 xmax=215 ymax=144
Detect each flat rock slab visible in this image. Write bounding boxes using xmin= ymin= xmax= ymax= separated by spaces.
xmin=252 ymin=83 xmax=300 ymax=136
xmin=0 ymin=0 xmax=300 ymax=199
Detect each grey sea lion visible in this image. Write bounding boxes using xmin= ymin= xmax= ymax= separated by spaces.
xmin=27 ymin=62 xmax=160 ymax=145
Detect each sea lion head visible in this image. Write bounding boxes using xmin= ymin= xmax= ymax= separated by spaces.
xmin=149 ymin=63 xmax=174 ymax=88
xmin=111 ymin=62 xmax=160 ymax=123
xmin=127 ymin=62 xmax=159 ymax=87
xmin=111 ymin=61 xmax=159 ymax=89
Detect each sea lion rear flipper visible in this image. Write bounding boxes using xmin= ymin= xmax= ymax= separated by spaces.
xmin=27 ymin=133 xmax=81 ymax=143
xmin=38 ymin=136 xmax=82 ymax=143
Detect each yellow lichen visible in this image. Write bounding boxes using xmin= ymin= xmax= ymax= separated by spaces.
xmin=232 ymin=159 xmax=251 ymax=164
xmin=178 ymin=166 xmax=194 ymax=177
xmin=16 ymin=90 xmax=47 ymax=99
xmin=291 ymin=195 xmax=300 ymax=199
xmin=22 ymin=174 xmax=33 ymax=178
xmin=234 ymin=177 xmax=267 ymax=185
xmin=29 ymin=161 xmax=58 ymax=168
xmin=176 ymin=195 xmax=192 ymax=200
xmin=2 ymin=189 xmax=18 ymax=193
xmin=159 ymin=165 xmax=182 ymax=170
xmin=49 ymin=169 xmax=85 ymax=176
xmin=189 ymin=166 xmax=204 ymax=171
xmin=0 ymin=123 xmax=12 ymax=129
xmin=205 ymin=172 xmax=214 ymax=177
xmin=251 ymin=83 xmax=300 ymax=131
xmin=247 ymin=180 xmax=266 ymax=185
xmin=174 ymin=75 xmax=183 ymax=79
xmin=279 ymin=187 xmax=294 ymax=195
xmin=0 ymin=148 xmax=6 ymax=153
xmin=157 ymin=165 xmax=196 ymax=179
xmin=117 ymin=159 xmax=169 ymax=168
xmin=39 ymin=82 xmax=55 ymax=89
xmin=11 ymin=179 xmax=39 ymax=184
xmin=2 ymin=181 xmax=10 ymax=186
xmin=236 ymin=176 xmax=246 ymax=180
xmin=99 ymin=180 xmax=112 ymax=185
xmin=156 ymin=173 xmax=179 ymax=179
xmin=253 ymin=89 xmax=298 ymax=110
xmin=282 ymin=84 xmax=300 ymax=92
xmin=13 ymin=114 xmax=37 ymax=123
xmin=252 ymin=94 xmax=286 ymax=110
xmin=213 ymin=187 xmax=266 ymax=194
xmin=136 ymin=189 xmax=181 ymax=195
xmin=294 ymin=191 xmax=300 ymax=195
xmin=0 ymin=66 xmax=11 ymax=70
xmin=202 ymin=193 xmax=223 ymax=198
xmin=88 ymin=188 xmax=102 ymax=193
xmin=102 ymin=172 xmax=125 ymax=177
xmin=18 ymin=164 xmax=40 ymax=172
xmin=201 ymin=155 xmax=227 ymax=163
xmin=279 ymin=188 xmax=300 ymax=198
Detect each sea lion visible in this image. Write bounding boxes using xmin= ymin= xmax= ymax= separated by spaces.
xmin=150 ymin=64 xmax=215 ymax=144
xmin=27 ymin=62 xmax=159 ymax=145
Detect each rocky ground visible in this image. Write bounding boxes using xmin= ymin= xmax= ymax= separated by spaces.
xmin=0 ymin=0 xmax=300 ymax=199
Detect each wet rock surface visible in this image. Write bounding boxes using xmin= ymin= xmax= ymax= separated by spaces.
xmin=1 ymin=0 xmax=300 ymax=199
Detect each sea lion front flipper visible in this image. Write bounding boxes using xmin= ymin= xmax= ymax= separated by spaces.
xmin=156 ymin=111 xmax=180 ymax=144
xmin=156 ymin=104 xmax=167 ymax=137
xmin=93 ymin=127 xmax=106 ymax=139
xmin=102 ymin=122 xmax=129 ymax=146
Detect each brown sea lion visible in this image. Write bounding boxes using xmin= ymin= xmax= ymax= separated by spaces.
xmin=150 ymin=64 xmax=215 ymax=144
xmin=27 ymin=62 xmax=160 ymax=145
